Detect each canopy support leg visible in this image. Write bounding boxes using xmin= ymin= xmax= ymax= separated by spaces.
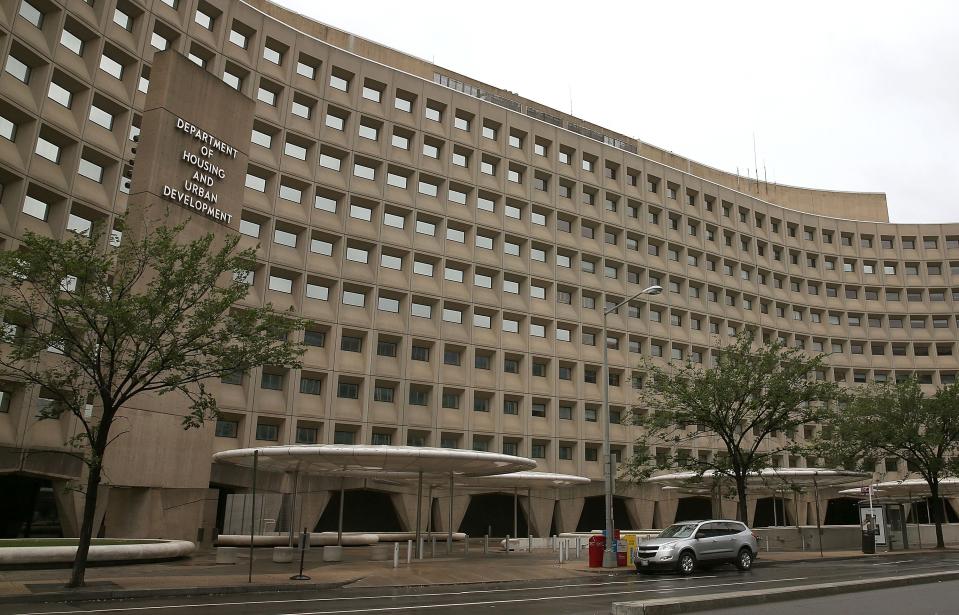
xmin=336 ymin=477 xmax=345 ymax=547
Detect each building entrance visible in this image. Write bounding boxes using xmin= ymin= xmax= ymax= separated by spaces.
xmin=459 ymin=493 xmax=528 ymax=537
xmin=314 ymin=489 xmax=403 ymax=533
xmin=0 ymin=475 xmax=62 ymax=538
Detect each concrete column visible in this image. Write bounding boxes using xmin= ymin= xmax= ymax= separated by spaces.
xmin=794 ymin=494 xmax=809 ymax=526
xmin=711 ymin=492 xmax=724 ymax=519
xmin=623 ymin=497 xmax=655 ymax=529
xmin=652 ymin=495 xmax=678 ymax=528
xmin=54 ymin=482 xmax=111 ymax=538
xmin=296 ymin=490 xmax=331 ymax=534
xmin=947 ymin=498 xmax=959 ymax=522
xmin=746 ymin=497 xmax=758 ymax=527
xmin=391 ymin=491 xmax=422 ymax=532
xmin=555 ymin=497 xmax=585 ymax=533
xmin=719 ymin=497 xmax=739 ymax=520
xmin=520 ymin=493 xmax=553 ymax=537
xmin=806 ymin=498 xmax=827 ymax=526
xmin=104 ymin=488 xmax=157 ymax=538
xmin=434 ymin=493 xmax=470 ymax=532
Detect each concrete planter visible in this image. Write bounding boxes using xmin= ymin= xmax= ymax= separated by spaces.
xmin=272 ymin=546 xmax=295 ymax=563
xmin=0 ymin=540 xmax=196 ymax=566
xmin=215 ymin=546 xmax=238 ymax=564
xmin=322 ymin=545 xmax=342 ymax=562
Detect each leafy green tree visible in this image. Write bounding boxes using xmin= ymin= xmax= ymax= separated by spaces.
xmin=0 ymin=224 xmax=304 ymax=587
xmin=627 ymin=330 xmax=837 ymax=523
xmin=817 ymin=378 xmax=959 ymax=548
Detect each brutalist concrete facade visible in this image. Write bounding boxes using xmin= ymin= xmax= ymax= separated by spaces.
xmin=0 ymin=0 xmax=956 ymax=540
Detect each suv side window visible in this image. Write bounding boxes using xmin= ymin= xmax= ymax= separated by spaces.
xmin=697 ymin=522 xmax=722 ymax=538
xmin=721 ymin=522 xmax=744 ymax=535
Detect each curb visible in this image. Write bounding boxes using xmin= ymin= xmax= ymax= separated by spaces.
xmin=611 ymin=570 xmax=959 ymax=614
xmin=0 ymin=580 xmax=356 ymax=606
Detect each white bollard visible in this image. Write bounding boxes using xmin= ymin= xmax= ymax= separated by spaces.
xmin=505 ymin=534 xmax=510 ymax=554
xmin=407 ymin=539 xmax=412 ymax=564
xmin=431 ymin=535 xmax=436 ymax=558
xmin=464 ymin=534 xmax=469 ymax=554
xmin=484 ymin=534 xmax=489 ymax=554
xmin=576 ymin=539 xmax=582 ymax=559
xmin=418 ymin=536 xmax=423 ymax=560
xmin=393 ymin=542 xmax=399 ymax=568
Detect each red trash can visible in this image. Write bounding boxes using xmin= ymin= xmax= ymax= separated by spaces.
xmin=616 ymin=539 xmax=628 ymax=567
xmin=588 ymin=535 xmax=605 ymax=568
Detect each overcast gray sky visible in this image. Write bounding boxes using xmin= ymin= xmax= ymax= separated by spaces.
xmin=282 ymin=0 xmax=959 ymax=224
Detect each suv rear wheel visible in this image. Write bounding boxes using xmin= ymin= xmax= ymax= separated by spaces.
xmin=677 ymin=551 xmax=696 ymax=575
xmin=735 ymin=548 xmax=753 ymax=571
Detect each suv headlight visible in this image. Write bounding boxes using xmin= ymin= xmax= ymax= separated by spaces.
xmin=659 ymin=545 xmax=675 ymax=556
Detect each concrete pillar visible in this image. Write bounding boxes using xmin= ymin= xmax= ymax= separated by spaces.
xmin=434 ymin=493 xmax=470 ymax=532
xmin=520 ymin=493 xmax=553 ymax=537
xmin=711 ymin=492 xmax=724 ymax=519
xmin=806 ymin=498 xmax=827 ymax=527
xmin=392 ymin=491 xmax=424 ymax=532
xmin=947 ymin=498 xmax=959 ymax=522
xmin=652 ymin=494 xmax=678 ymax=528
xmin=103 ymin=488 xmax=156 ymax=538
xmin=623 ymin=497 xmax=655 ymax=529
xmin=746 ymin=497 xmax=759 ymax=526
xmin=555 ymin=497 xmax=585 ymax=533
xmin=296 ymin=490 xmax=331 ymax=534
xmin=54 ymin=482 xmax=110 ymax=539
xmin=719 ymin=497 xmax=739 ymax=520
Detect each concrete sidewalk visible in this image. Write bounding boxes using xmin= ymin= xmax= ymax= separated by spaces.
xmin=0 ymin=545 xmax=952 ymax=605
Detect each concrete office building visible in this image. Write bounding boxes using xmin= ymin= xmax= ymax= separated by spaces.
xmin=0 ymin=0 xmax=957 ymax=542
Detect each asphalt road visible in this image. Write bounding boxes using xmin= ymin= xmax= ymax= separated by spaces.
xmin=706 ymin=578 xmax=959 ymax=615
xmin=3 ymin=553 xmax=959 ymax=615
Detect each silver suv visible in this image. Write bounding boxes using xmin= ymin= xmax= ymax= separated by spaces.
xmin=633 ymin=520 xmax=758 ymax=575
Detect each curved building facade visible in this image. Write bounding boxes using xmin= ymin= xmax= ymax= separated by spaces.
xmin=0 ymin=0 xmax=956 ymax=539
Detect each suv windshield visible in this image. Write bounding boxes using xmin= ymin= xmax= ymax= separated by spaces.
xmin=658 ymin=523 xmax=699 ymax=539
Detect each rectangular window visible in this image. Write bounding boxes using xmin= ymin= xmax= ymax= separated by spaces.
xmin=260 ymin=372 xmax=283 ymax=391
xmin=342 ymin=290 xmax=365 ymax=307
xmin=337 ymin=382 xmax=359 ymax=399
xmin=299 ymin=377 xmax=322 ymax=396
xmin=374 ymin=386 xmax=394 ymax=402
xmin=22 ymin=195 xmax=49 ymax=221
xmin=99 ymin=55 xmax=124 ymax=79
xmin=77 ymin=157 xmax=104 ymax=183
xmin=304 ymin=330 xmax=326 ymax=347
xmin=295 ymin=426 xmax=318 ymax=444
xmin=35 ymin=137 xmax=61 ymax=163
xmin=333 ymin=430 xmax=356 ymax=444
xmin=215 ymin=419 xmax=238 ymax=438
xmin=376 ymin=339 xmax=398 ymax=357
xmin=5 ymin=55 xmax=30 ymax=83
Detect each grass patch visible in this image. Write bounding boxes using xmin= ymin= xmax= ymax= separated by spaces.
xmin=0 ymin=539 xmax=164 ymax=548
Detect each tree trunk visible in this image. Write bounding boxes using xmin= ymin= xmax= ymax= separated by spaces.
xmin=735 ymin=475 xmax=749 ymax=524
xmin=930 ymin=482 xmax=945 ymax=549
xmin=67 ymin=463 xmax=103 ymax=588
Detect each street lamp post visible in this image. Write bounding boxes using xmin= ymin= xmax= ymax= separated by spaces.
xmin=602 ymin=285 xmax=662 ymax=568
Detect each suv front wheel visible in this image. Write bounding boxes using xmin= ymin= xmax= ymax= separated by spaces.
xmin=676 ymin=551 xmax=696 ymax=575
xmin=735 ymin=548 xmax=753 ymax=571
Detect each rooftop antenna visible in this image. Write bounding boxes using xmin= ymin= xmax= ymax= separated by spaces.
xmin=763 ymin=162 xmax=768 ymax=194
xmin=568 ymin=85 xmax=573 ymax=115
xmin=753 ymin=133 xmax=759 ymax=194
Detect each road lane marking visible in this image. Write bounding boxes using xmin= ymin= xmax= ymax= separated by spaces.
xmin=10 ymin=576 xmax=723 ymax=615
xmin=872 ymin=560 xmax=913 ymax=565
xmin=259 ymin=577 xmax=812 ymax=614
